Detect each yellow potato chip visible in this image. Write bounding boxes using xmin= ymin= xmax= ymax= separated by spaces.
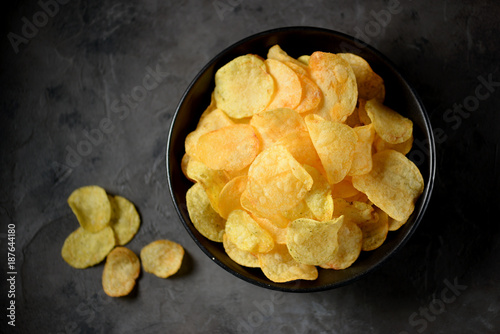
xmin=337 ymin=53 xmax=385 ymax=102
xmin=108 ymin=195 xmax=141 ymax=246
xmin=297 ymin=55 xmax=310 ymax=65
xmin=358 ymin=207 xmax=389 ymax=251
xmin=352 ymin=150 xmax=424 ymax=221
xmin=246 ymin=145 xmax=313 ymax=214
xmin=225 ymin=209 xmax=274 ymax=254
xmin=218 ymin=175 xmax=247 ymax=219
xmin=181 ymin=153 xmax=192 ymax=182
xmin=194 ymin=124 xmax=260 ymax=172
xmin=265 ymin=59 xmax=302 ymax=110
xmin=253 ymin=216 xmax=288 ymax=244
xmin=102 ymin=247 xmax=140 ymax=297
xmin=186 ymin=183 xmax=225 ymax=242
xmin=357 ymin=99 xmax=371 ymax=125
xmin=250 ymin=108 xmax=307 ymax=149
xmin=303 ymin=165 xmax=333 ymax=221
xmin=273 ymin=130 xmax=324 ymax=175
xmin=320 ymin=219 xmax=362 ymax=270
xmin=140 ymin=240 xmax=185 ymax=278
xmin=67 ymin=185 xmax=111 ymax=233
xmin=214 ymin=54 xmax=274 ymax=118
xmin=61 ymin=226 xmax=116 ymax=269
xmin=348 ymin=124 xmax=376 ymax=176
xmin=309 ymin=51 xmax=357 ymax=122
xmin=374 ymin=134 xmax=414 ymax=155
xmin=365 ymin=99 xmax=413 ymax=144
xmin=240 ymin=189 xmax=290 ymax=229
xmin=286 ymin=216 xmax=344 ymax=265
xmin=282 ymin=62 xmax=322 ymax=114
xmin=258 ymin=244 xmax=318 ymax=283
xmin=332 ymin=198 xmax=375 ymax=224
xmin=331 ymin=176 xmax=360 ymax=199
xmin=267 ymin=45 xmax=308 ymax=70
xmin=185 ymin=108 xmax=234 ymax=158
xmin=223 ymin=234 xmax=259 ymax=268
xmin=305 ymin=114 xmax=358 ymax=184
xmin=388 ymin=216 xmax=408 ymax=231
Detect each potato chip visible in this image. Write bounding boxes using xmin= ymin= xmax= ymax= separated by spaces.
xmin=331 ymin=176 xmax=360 ymax=199
xmin=214 ymin=54 xmax=274 ymax=118
xmin=305 ymin=114 xmax=358 ymax=184
xmin=186 ymin=183 xmax=225 ymax=242
xmin=309 ymin=51 xmax=357 ymax=122
xmin=218 ymin=175 xmax=247 ymax=219
xmin=61 ymin=226 xmax=116 ymax=269
xmin=374 ymin=134 xmax=414 ymax=155
xmin=320 ymin=219 xmax=362 ymax=270
xmin=240 ymin=189 xmax=290 ymax=229
xmin=267 ymin=45 xmax=308 ymax=70
xmin=357 ymin=99 xmax=371 ymax=125
xmin=185 ymin=158 xmax=229 ymax=213
xmin=358 ymin=207 xmax=389 ymax=251
xmin=337 ymin=53 xmax=385 ymax=102
xmin=223 ymin=234 xmax=259 ymax=268
xmin=185 ymin=108 xmax=234 ymax=158
xmin=246 ymin=145 xmax=313 ymax=214
xmin=303 ymin=165 xmax=333 ymax=221
xmin=388 ymin=216 xmax=407 ymax=231
xmin=225 ymin=209 xmax=274 ymax=254
xmin=265 ymin=59 xmax=302 ymax=110
xmin=258 ymin=244 xmax=318 ymax=283
xmin=194 ymin=124 xmax=260 ymax=172
xmin=349 ymin=124 xmax=376 ymax=176
xmin=108 ymin=195 xmax=141 ymax=246
xmin=250 ymin=108 xmax=307 ymax=149
xmin=286 ymin=216 xmax=344 ymax=265
xmin=273 ymin=130 xmax=324 ymax=174
xmin=102 ymin=247 xmax=140 ymax=297
xmin=67 ymin=185 xmax=111 ymax=233
xmin=332 ymin=198 xmax=375 ymax=224
xmin=297 ymin=55 xmax=310 ymax=65
xmin=140 ymin=240 xmax=184 ymax=278
xmin=352 ymin=150 xmax=424 ymax=221
xmin=365 ymin=99 xmax=413 ymax=144
xmin=283 ymin=62 xmax=322 ymax=114
xmin=253 ymin=216 xmax=288 ymax=244
xmin=181 ymin=153 xmax=192 ymax=182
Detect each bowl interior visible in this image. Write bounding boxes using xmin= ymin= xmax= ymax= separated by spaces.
xmin=167 ymin=27 xmax=436 ymax=292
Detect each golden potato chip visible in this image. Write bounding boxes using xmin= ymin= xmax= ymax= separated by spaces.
xmin=267 ymin=45 xmax=308 ymax=70
xmin=282 ymin=200 xmax=317 ymax=222
xmin=181 ymin=153 xmax=192 ymax=182
xmin=332 ymin=198 xmax=375 ymax=224
xmin=140 ymin=240 xmax=184 ymax=278
xmin=61 ymin=226 xmax=116 ymax=269
xmin=309 ymin=51 xmax=357 ymax=122
xmin=388 ymin=216 xmax=407 ymax=231
xmin=358 ymin=207 xmax=389 ymax=251
xmin=194 ymin=124 xmax=260 ymax=172
xmin=258 ymin=244 xmax=318 ymax=283
xmin=214 ymin=54 xmax=274 ymax=118
xmin=102 ymin=247 xmax=140 ymax=297
xmin=273 ymin=130 xmax=324 ymax=174
xmin=374 ymin=134 xmax=414 ymax=155
xmin=303 ymin=165 xmax=333 ymax=221
xmin=185 ymin=158 xmax=229 ymax=213
xmin=297 ymin=55 xmax=310 ymax=65
xmin=349 ymin=124 xmax=376 ymax=176
xmin=185 ymin=108 xmax=234 ymax=158
xmin=186 ymin=183 xmax=225 ymax=242
xmin=352 ymin=150 xmax=424 ymax=221
xmin=337 ymin=53 xmax=385 ymax=102
xmin=331 ymin=176 xmax=360 ymax=199
xmin=108 ymin=195 xmax=141 ymax=246
xmin=240 ymin=189 xmax=290 ymax=229
xmin=320 ymin=219 xmax=362 ymax=270
xmin=246 ymin=145 xmax=313 ymax=214
xmin=357 ymin=99 xmax=371 ymax=125
xmin=265 ymin=59 xmax=302 ymax=110
xmin=67 ymin=185 xmax=111 ymax=233
xmin=253 ymin=216 xmax=288 ymax=244
xmin=225 ymin=209 xmax=274 ymax=253
xmin=282 ymin=62 xmax=322 ymax=114
xmin=305 ymin=114 xmax=357 ymax=184
xmin=365 ymin=99 xmax=413 ymax=144
xmin=250 ymin=108 xmax=307 ymax=149
xmin=286 ymin=216 xmax=344 ymax=265
xmin=223 ymin=234 xmax=259 ymax=268
xmin=218 ymin=175 xmax=247 ymax=219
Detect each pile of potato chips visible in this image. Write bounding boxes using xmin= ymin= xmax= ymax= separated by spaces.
xmin=61 ymin=185 xmax=184 ymax=296
xmin=183 ymin=45 xmax=424 ymax=283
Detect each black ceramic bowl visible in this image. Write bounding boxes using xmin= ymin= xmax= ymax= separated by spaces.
xmin=167 ymin=27 xmax=436 ymax=292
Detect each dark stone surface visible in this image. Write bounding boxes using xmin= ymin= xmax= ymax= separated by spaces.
xmin=1 ymin=0 xmax=499 ymax=333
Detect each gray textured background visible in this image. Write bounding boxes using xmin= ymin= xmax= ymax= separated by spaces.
xmin=1 ymin=0 xmax=499 ymax=333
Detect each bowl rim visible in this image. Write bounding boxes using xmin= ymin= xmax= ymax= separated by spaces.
xmin=166 ymin=26 xmax=436 ymax=292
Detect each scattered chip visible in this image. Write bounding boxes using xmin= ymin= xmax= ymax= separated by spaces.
xmin=102 ymin=247 xmax=140 ymax=297
xmin=108 ymin=195 xmax=141 ymax=246
xmin=61 ymin=226 xmax=116 ymax=269
xmin=141 ymin=240 xmax=185 ymax=278
xmin=186 ymin=183 xmax=225 ymax=242
xmin=67 ymin=185 xmax=111 ymax=233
